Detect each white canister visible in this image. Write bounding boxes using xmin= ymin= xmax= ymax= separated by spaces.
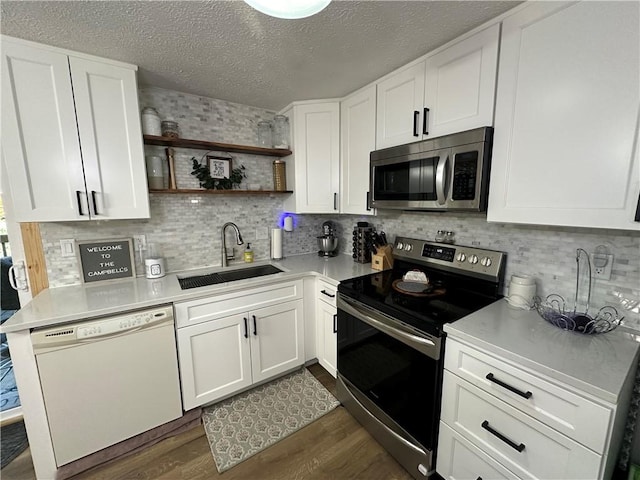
xmin=145 ymin=155 xmax=164 ymax=190
xmin=141 ymin=107 xmax=162 ymax=136
xmin=145 ymin=257 xmax=166 ymax=279
xmin=506 ymin=274 xmax=537 ymax=309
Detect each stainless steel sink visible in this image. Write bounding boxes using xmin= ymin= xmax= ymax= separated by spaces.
xmin=177 ymin=264 xmax=283 ymax=290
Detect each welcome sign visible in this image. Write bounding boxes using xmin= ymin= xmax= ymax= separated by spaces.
xmin=77 ymin=238 xmax=136 ymax=283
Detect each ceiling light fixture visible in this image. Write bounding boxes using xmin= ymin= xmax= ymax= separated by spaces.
xmin=244 ymin=0 xmax=331 ymax=19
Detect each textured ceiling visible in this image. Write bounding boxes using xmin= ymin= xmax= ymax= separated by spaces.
xmin=0 ymin=0 xmax=520 ymax=111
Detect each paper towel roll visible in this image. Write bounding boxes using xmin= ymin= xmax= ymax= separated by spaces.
xmin=271 ymin=228 xmax=283 ymax=260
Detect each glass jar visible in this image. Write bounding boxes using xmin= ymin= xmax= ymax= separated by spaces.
xmin=141 ymin=107 xmax=161 ymax=136
xmin=444 ymin=231 xmax=456 ymax=244
xmin=161 ymin=120 xmax=179 ymax=138
xmin=145 ymin=155 xmax=164 ymax=190
xmin=257 ymin=120 xmax=273 ymax=147
xmin=435 ymin=230 xmax=445 ymax=243
xmin=273 ymin=115 xmax=290 ymax=149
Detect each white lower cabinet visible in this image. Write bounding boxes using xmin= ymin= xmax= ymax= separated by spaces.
xmin=437 ymin=338 xmax=625 ymax=480
xmin=175 ymin=280 xmax=304 ymax=410
xmin=315 ymin=279 xmax=338 ymax=377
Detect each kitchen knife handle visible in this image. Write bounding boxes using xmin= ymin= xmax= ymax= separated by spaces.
xmin=252 ymin=315 xmax=257 ymax=336
xmin=413 ymin=110 xmax=420 ymax=137
xmin=333 ymin=314 xmax=338 ymax=333
xmin=243 ymin=317 xmax=248 ymax=338
xmin=76 ymin=191 xmax=86 ymax=216
xmin=91 ymin=190 xmax=99 ymax=216
xmin=422 ymin=107 xmax=430 ymax=135
xmin=486 ymin=373 xmax=532 ymax=399
xmin=481 ymin=420 xmax=525 ymax=453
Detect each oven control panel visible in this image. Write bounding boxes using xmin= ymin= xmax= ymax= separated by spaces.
xmin=393 ymin=236 xmax=505 ymax=282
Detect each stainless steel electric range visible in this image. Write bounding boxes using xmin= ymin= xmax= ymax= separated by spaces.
xmin=336 ymin=236 xmax=506 ymax=479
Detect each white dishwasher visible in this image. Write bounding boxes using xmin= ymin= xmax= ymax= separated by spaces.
xmin=31 ymin=305 xmax=183 ymax=466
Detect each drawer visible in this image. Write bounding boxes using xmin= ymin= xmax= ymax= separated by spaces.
xmin=437 ymin=422 xmax=520 ymax=480
xmin=317 ymin=278 xmax=337 ymax=307
xmin=441 ymin=371 xmax=602 ymax=480
xmin=174 ymin=280 xmax=303 ymax=328
xmin=445 ymin=339 xmax=612 ymax=453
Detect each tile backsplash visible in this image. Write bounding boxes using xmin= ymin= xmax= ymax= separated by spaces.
xmin=38 ymin=86 xmax=640 ymax=330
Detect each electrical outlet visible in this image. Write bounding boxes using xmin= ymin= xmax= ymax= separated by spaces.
xmin=133 ymin=234 xmax=147 ymax=251
xmin=60 ymin=239 xmax=75 ymax=257
xmin=590 ymin=253 xmax=614 ymax=280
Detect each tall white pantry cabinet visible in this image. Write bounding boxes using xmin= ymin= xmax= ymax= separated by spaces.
xmin=1 ymin=36 xmax=149 ymax=222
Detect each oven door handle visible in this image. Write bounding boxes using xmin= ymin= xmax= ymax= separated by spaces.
xmin=338 ymin=296 xmax=440 ymax=360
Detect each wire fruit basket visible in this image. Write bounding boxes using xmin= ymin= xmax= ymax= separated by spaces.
xmin=535 ymin=248 xmax=623 ymax=334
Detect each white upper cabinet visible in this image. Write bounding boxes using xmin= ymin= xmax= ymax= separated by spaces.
xmin=1 ymin=36 xmax=149 ymax=222
xmin=282 ymin=101 xmax=340 ymax=214
xmin=376 ymin=24 xmax=499 ymax=149
xmin=487 ymin=1 xmax=640 ymax=231
xmin=340 ymin=85 xmax=376 ymax=215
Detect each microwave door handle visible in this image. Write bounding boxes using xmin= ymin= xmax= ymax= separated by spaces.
xmin=436 ymin=154 xmax=449 ymax=205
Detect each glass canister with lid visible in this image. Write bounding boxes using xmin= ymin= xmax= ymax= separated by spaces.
xmin=257 ymin=120 xmax=273 ymax=147
xmin=273 ymin=115 xmax=290 ymax=149
xmin=141 ymin=107 xmax=162 ymax=136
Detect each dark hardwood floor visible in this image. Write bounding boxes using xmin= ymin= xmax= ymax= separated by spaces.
xmin=1 ymin=364 xmax=413 ymax=480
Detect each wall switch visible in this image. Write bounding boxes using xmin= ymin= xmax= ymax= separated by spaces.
xmin=133 ymin=234 xmax=147 ymax=251
xmin=60 ymin=239 xmax=75 ymax=257
xmin=256 ymin=227 xmax=268 ymax=240
xmin=591 ymin=253 xmax=614 ymax=280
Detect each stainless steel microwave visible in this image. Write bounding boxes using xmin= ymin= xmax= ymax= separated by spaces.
xmin=370 ymin=127 xmax=493 ymax=211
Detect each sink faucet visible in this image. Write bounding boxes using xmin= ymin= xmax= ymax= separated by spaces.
xmin=221 ymin=222 xmax=244 ymax=267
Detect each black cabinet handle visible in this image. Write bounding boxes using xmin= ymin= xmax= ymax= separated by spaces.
xmin=252 ymin=315 xmax=257 ymax=336
xmin=91 ymin=190 xmax=99 ymax=215
xmin=321 ymin=289 xmax=335 ymax=298
xmin=413 ymin=110 xmax=420 ymax=137
xmin=333 ymin=314 xmax=338 ymax=333
xmin=243 ymin=317 xmax=248 ymax=338
xmin=422 ymin=107 xmax=430 ymax=135
xmin=76 ymin=191 xmax=86 ymax=216
xmin=366 ymin=191 xmax=372 ymax=211
xmin=486 ymin=373 xmax=532 ymax=399
xmin=634 ymin=193 xmax=640 ymax=222
xmin=481 ymin=420 xmax=525 ymax=453
xmin=333 ymin=192 xmax=338 ymax=210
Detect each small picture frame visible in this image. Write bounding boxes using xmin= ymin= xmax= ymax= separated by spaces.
xmin=207 ymin=155 xmax=232 ymax=179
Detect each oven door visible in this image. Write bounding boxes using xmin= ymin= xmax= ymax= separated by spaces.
xmin=336 ymin=294 xmax=443 ymax=476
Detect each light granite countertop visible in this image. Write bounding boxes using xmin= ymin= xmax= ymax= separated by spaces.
xmin=445 ymin=300 xmax=640 ymax=404
xmin=1 ymin=253 xmax=376 ymax=333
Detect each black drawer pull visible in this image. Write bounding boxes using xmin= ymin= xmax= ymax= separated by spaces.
xmin=321 ymin=289 xmax=335 ymax=298
xmin=413 ymin=110 xmax=420 ymax=136
xmin=252 ymin=315 xmax=257 ymax=336
xmin=91 ymin=190 xmax=100 ymax=215
xmin=422 ymin=107 xmax=429 ymax=135
xmin=481 ymin=420 xmax=525 ymax=453
xmin=76 ymin=191 xmax=86 ymax=216
xmin=243 ymin=317 xmax=248 ymax=338
xmin=333 ymin=314 xmax=338 ymax=333
xmin=486 ymin=373 xmax=532 ymax=399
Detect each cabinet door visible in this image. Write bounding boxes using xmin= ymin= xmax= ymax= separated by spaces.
xmin=177 ymin=313 xmax=252 ymax=410
xmin=250 ymin=299 xmax=304 ymax=383
xmin=376 ymin=62 xmax=425 ymax=149
xmin=424 ymin=24 xmax=499 ymax=138
xmin=437 ymin=422 xmax=520 ymax=480
xmin=70 ymin=57 xmax=150 ymax=220
xmin=488 ymin=1 xmax=640 ymax=230
xmin=1 ymin=39 xmax=88 ymax=221
xmin=316 ymin=299 xmax=338 ymax=378
xmin=284 ymin=103 xmax=340 ymax=213
xmin=340 ymin=86 xmax=376 ymax=215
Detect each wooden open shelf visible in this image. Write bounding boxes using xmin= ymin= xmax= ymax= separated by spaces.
xmin=143 ymin=135 xmax=292 ymax=157
xmin=149 ymin=189 xmax=293 ymax=195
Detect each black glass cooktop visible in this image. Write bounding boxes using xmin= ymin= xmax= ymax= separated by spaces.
xmin=338 ymin=259 xmax=502 ymax=337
